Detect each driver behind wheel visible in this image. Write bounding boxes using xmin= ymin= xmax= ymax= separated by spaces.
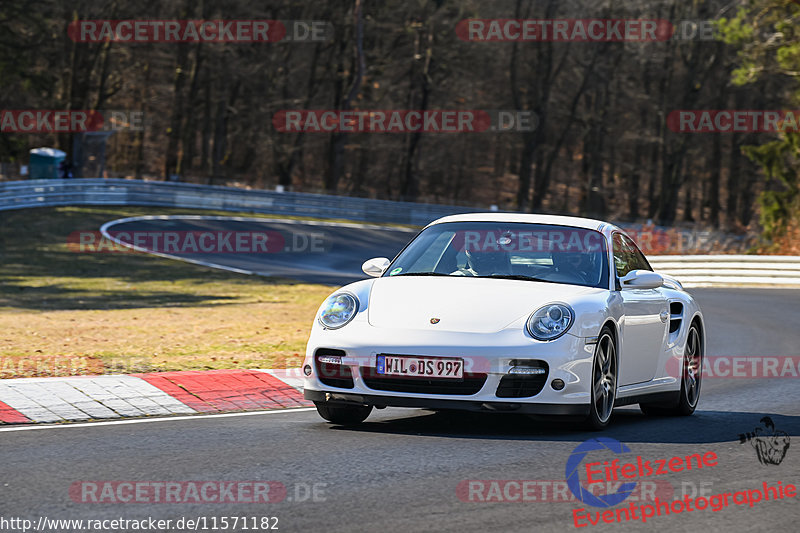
xmin=456 ymin=249 xmax=511 ymax=276
xmin=551 ymin=251 xmax=595 ymax=284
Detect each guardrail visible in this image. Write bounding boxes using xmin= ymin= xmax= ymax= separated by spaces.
xmin=0 ymin=178 xmax=480 ymax=226
xmin=2 ymin=178 xmax=797 ymax=288
xmin=0 ymin=179 xmax=755 ymax=250
xmin=649 ymin=256 xmax=800 ymax=287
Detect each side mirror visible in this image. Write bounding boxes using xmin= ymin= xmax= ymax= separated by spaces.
xmin=620 ymin=269 xmax=664 ymax=290
xmin=362 ymin=257 xmax=391 ymax=277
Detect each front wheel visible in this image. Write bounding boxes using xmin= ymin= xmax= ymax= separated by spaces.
xmin=314 ymin=402 xmax=373 ymax=425
xmin=585 ymin=327 xmax=617 ymax=431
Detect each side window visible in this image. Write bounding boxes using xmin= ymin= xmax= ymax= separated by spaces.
xmin=612 ymin=233 xmax=632 ymax=278
xmin=613 ymin=233 xmax=651 ymax=278
xmin=621 ymin=234 xmax=652 ymax=272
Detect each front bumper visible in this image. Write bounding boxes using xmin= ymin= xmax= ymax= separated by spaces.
xmin=304 ymin=389 xmax=589 ymax=416
xmin=303 ymin=322 xmax=597 ymax=411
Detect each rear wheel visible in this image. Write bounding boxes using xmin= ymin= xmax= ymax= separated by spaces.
xmin=640 ymin=324 xmax=702 ymax=416
xmin=585 ymin=327 xmax=617 ymax=430
xmin=314 ymin=402 xmax=373 ymax=425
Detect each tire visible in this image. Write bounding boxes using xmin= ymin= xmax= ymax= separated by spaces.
xmin=314 ymin=402 xmax=373 ymax=425
xmin=585 ymin=326 xmax=617 ymax=431
xmin=640 ymin=323 xmax=702 ymax=417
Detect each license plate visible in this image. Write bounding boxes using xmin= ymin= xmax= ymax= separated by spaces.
xmin=376 ymin=355 xmax=463 ymax=379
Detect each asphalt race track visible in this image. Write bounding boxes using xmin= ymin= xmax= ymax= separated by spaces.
xmin=2 ymin=219 xmax=798 ymax=532
xmin=100 ymin=216 xmax=418 ymax=285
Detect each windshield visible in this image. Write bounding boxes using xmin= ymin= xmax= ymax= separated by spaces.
xmin=385 ymin=222 xmax=609 ymax=289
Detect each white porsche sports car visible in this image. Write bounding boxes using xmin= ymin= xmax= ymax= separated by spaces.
xmin=303 ymin=214 xmax=704 ymax=429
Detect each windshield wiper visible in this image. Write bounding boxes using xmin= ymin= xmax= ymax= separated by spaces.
xmin=478 ymin=274 xmax=558 ymax=284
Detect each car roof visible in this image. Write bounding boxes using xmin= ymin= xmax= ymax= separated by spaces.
xmin=427 ymin=212 xmax=618 ymax=233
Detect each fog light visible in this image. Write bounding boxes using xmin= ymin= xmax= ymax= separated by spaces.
xmin=318 ymin=356 xmax=342 ymax=365
xmin=303 ymin=365 xmax=312 ymax=376
xmin=551 ymin=378 xmax=565 ymax=390
xmin=508 ymin=366 xmax=546 ymax=375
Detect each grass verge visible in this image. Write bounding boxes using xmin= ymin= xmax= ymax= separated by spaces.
xmin=0 ymin=206 xmax=336 ymax=378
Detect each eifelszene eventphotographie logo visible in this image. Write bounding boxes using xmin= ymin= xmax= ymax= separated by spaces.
xmin=565 ymin=437 xmax=719 ymax=508
xmin=565 ymin=438 xmax=638 ymax=508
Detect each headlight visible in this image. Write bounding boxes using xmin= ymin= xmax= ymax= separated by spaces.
xmin=526 ymin=303 xmax=574 ymax=341
xmin=318 ymin=293 xmax=359 ymax=329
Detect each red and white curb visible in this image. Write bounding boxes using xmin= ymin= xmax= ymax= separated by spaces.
xmin=0 ymin=369 xmax=309 ymax=425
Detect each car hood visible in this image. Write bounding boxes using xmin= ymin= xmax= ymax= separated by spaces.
xmin=367 ymin=276 xmax=602 ymax=333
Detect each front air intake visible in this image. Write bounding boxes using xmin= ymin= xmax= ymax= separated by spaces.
xmin=314 ymin=348 xmax=354 ymax=389
xmin=496 ymin=360 xmax=549 ymax=398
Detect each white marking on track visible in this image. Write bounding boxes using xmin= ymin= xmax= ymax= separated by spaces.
xmin=99 ymin=215 xmax=415 ymax=276
xmin=0 ymin=407 xmax=317 ymax=433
